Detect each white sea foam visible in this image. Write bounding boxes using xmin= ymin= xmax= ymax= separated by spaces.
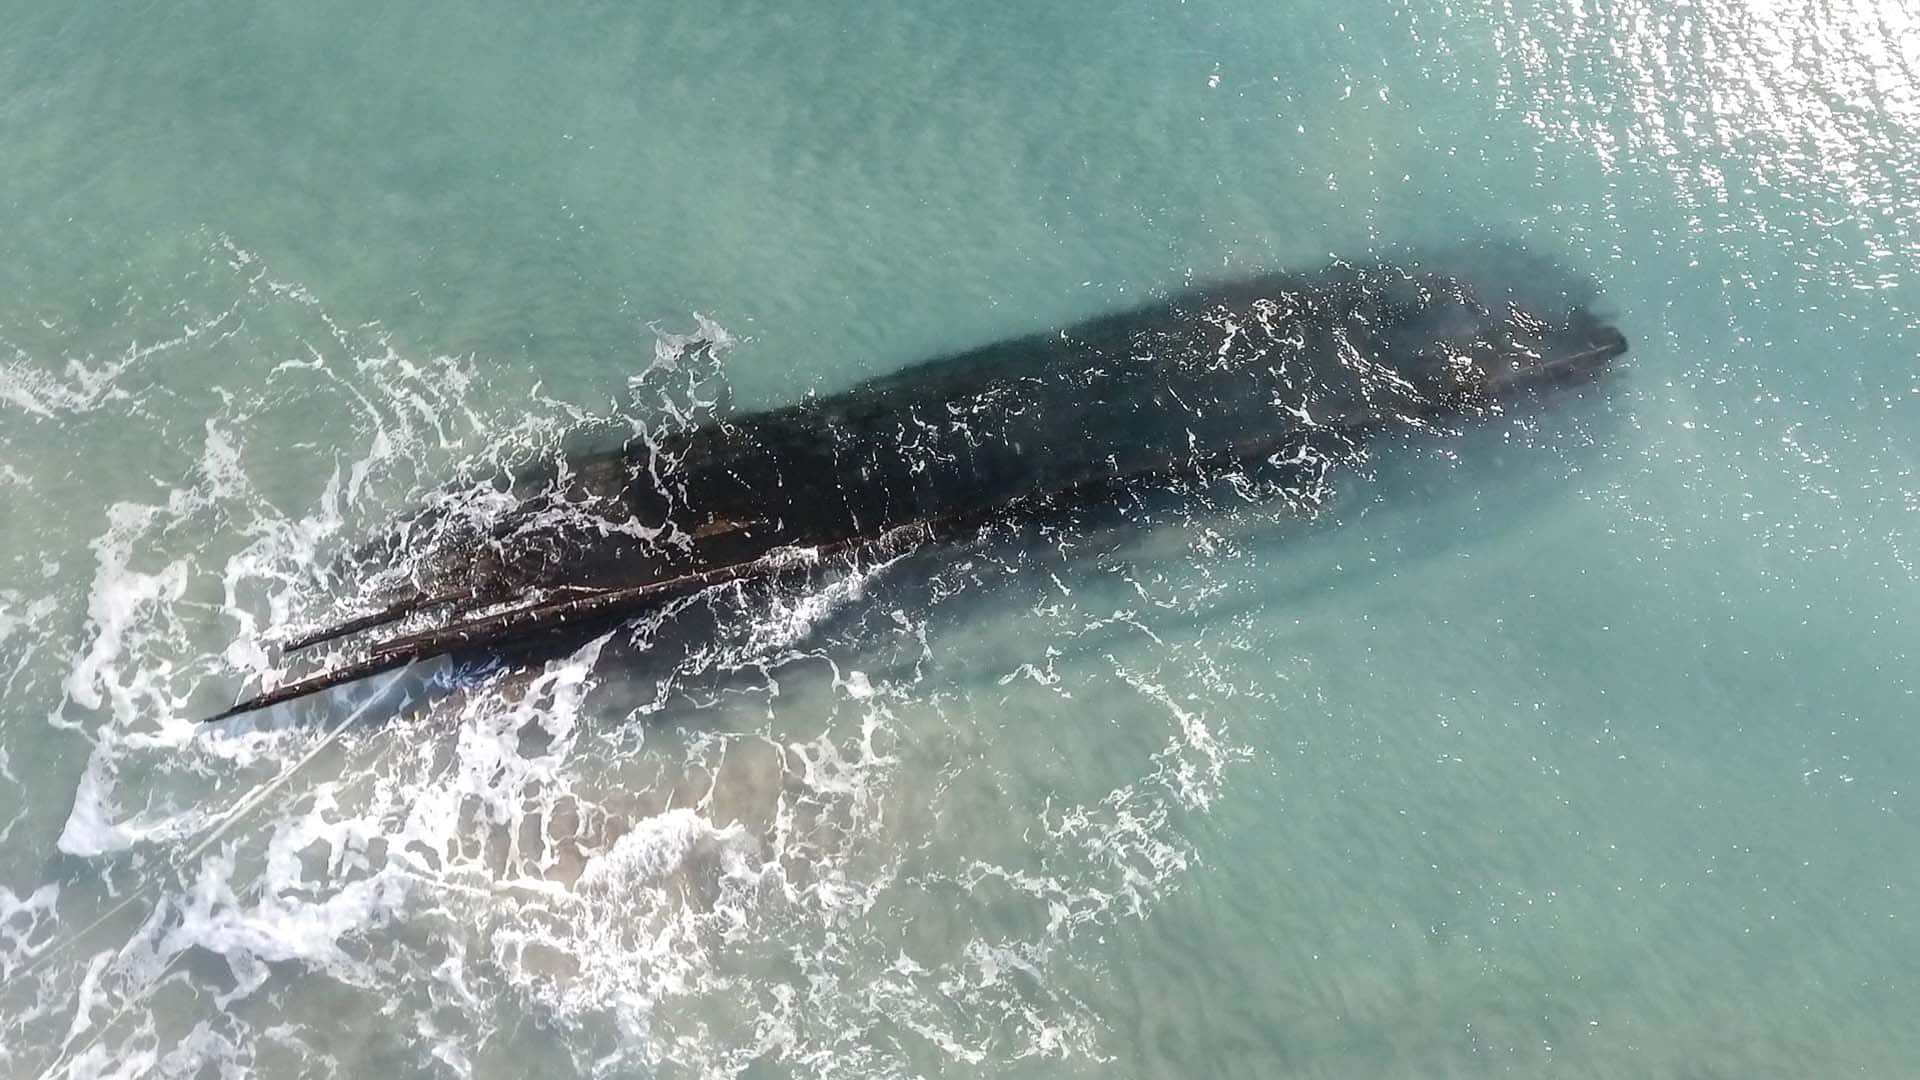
xmin=0 ymin=306 xmax=238 ymax=419
xmin=0 ymin=590 xmax=58 ymax=649
xmin=6 ymin=239 xmax=1250 ymax=1080
xmin=56 ymin=752 xmax=208 ymax=858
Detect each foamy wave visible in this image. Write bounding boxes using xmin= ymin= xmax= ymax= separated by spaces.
xmin=5 ymin=237 xmax=1254 ymax=1080
xmin=0 ymin=306 xmax=239 ymax=419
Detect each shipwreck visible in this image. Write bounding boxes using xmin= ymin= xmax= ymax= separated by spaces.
xmin=208 ymin=258 xmax=1627 ymax=721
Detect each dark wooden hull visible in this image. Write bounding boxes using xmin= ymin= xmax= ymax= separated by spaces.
xmin=208 ymin=260 xmax=1626 ymax=721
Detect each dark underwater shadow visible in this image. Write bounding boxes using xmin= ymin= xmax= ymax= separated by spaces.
xmin=1247 ymin=363 xmax=1629 ymax=610
xmin=199 ymin=347 xmax=1628 ymax=744
xmin=1398 ymin=235 xmax=1608 ymax=318
xmin=814 ymin=364 xmax=1628 ymax=668
xmin=534 ymin=365 xmax=1629 ymax=737
xmin=202 ymin=237 xmax=1634 ymax=737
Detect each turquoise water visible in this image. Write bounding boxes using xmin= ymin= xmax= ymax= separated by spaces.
xmin=2 ymin=0 xmax=1917 ymax=1076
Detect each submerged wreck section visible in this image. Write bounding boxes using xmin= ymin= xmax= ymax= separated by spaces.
xmin=208 ymin=259 xmax=1627 ymax=721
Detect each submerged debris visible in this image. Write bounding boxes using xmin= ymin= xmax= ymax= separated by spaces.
xmin=208 ymin=260 xmax=1626 ymax=721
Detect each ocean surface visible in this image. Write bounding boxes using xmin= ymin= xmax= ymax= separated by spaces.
xmin=2 ymin=1 xmax=1916 ymax=1076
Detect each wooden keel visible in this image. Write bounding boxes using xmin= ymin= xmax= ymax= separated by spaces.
xmin=280 ymin=587 xmax=479 ymax=653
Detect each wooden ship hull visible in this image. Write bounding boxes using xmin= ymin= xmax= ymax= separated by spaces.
xmin=208 ymin=260 xmax=1627 ymax=721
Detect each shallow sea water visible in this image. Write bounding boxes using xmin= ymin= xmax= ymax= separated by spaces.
xmin=2 ymin=0 xmax=1917 ymax=1077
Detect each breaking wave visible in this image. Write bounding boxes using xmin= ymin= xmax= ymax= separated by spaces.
xmin=1 ymin=236 xmax=1256 ymax=1079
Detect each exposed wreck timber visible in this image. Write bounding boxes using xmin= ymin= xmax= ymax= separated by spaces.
xmin=208 ymin=260 xmax=1627 ymax=722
